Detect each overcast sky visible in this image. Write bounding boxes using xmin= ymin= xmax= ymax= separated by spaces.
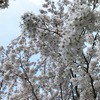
xmin=0 ymin=0 xmax=45 ymax=47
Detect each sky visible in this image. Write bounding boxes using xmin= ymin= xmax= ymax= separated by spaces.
xmin=0 ymin=0 xmax=45 ymax=47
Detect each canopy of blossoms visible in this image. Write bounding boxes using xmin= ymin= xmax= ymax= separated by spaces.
xmin=0 ymin=0 xmax=100 ymax=100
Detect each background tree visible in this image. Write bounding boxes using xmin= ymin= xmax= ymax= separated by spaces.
xmin=0 ymin=0 xmax=9 ymax=9
xmin=0 ymin=0 xmax=100 ymax=100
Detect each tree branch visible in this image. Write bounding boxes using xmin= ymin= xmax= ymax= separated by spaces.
xmin=60 ymin=83 xmax=63 ymax=100
xmin=89 ymin=74 xmax=97 ymax=98
xmin=88 ymin=32 xmax=98 ymax=64
xmin=19 ymin=55 xmax=39 ymax=100
xmin=70 ymin=69 xmax=80 ymax=99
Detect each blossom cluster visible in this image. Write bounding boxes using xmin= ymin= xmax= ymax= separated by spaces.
xmin=0 ymin=0 xmax=100 ymax=100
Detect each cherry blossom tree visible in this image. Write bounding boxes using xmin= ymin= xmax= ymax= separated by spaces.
xmin=0 ymin=0 xmax=9 ymax=9
xmin=0 ymin=0 xmax=100 ymax=100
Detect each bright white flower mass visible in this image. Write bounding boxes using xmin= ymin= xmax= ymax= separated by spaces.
xmin=0 ymin=0 xmax=100 ymax=100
